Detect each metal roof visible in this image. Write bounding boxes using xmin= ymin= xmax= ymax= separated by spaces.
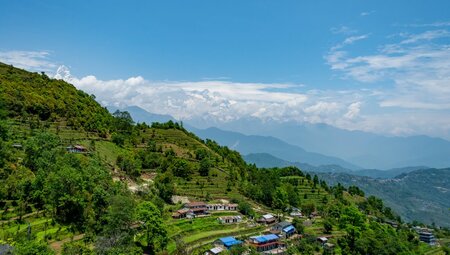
xmin=283 ymin=225 xmax=295 ymax=233
xmin=210 ymin=246 xmax=224 ymax=254
xmin=262 ymin=214 xmax=274 ymax=219
xmin=219 ymin=236 xmax=243 ymax=247
xmin=253 ymin=234 xmax=280 ymax=243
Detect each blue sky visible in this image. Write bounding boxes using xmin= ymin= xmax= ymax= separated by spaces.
xmin=1 ymin=0 xmax=450 ymax=139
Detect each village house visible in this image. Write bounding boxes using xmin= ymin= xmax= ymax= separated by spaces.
xmin=214 ymin=236 xmax=243 ymax=250
xmin=66 ymin=145 xmax=87 ymax=153
xmin=171 ymin=208 xmax=189 ymax=219
xmin=218 ymin=215 xmax=242 ymax=224
xmin=419 ymin=231 xmax=436 ymax=245
xmin=257 ymin=214 xmax=276 ymax=224
xmin=205 ymin=246 xmax=224 ymax=255
xmin=289 ymin=207 xmax=302 ymax=218
xmin=249 ymin=234 xmax=284 ymax=253
xmin=12 ymin=143 xmax=23 ymax=149
xmin=185 ymin=201 xmax=208 ymax=215
xmin=317 ymin=236 xmax=328 ymax=244
xmin=207 ymin=203 xmax=238 ymax=211
xmin=271 ymin=221 xmax=296 ymax=238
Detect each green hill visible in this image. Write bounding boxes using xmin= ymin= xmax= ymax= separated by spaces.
xmin=0 ymin=63 xmax=448 ymax=254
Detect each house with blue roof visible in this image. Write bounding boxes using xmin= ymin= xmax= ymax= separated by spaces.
xmin=214 ymin=236 xmax=243 ymax=250
xmin=249 ymin=234 xmax=283 ymax=252
xmin=271 ymin=221 xmax=296 ymax=238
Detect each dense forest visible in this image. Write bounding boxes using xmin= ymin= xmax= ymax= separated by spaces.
xmin=0 ymin=63 xmax=449 ymax=254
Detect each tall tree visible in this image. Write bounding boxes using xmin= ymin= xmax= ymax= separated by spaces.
xmin=135 ymin=201 xmax=168 ymax=254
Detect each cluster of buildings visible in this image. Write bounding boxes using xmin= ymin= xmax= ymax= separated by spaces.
xmin=206 ymin=221 xmax=297 ymax=255
xmin=413 ymin=226 xmax=437 ymax=245
xmin=172 ymin=201 xmax=238 ymax=219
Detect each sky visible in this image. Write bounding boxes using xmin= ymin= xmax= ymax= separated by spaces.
xmin=1 ymin=0 xmax=450 ymax=139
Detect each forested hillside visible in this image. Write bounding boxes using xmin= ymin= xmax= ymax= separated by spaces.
xmin=0 ymin=63 xmax=448 ymax=254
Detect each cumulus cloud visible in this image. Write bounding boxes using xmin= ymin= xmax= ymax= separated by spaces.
xmin=53 ymin=65 xmax=368 ymax=128
xmin=3 ymin=46 xmax=450 ymax=139
xmin=344 ymin=102 xmax=362 ymax=119
xmin=0 ymin=50 xmax=57 ymax=72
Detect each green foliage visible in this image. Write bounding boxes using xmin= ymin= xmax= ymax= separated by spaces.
xmin=13 ymin=240 xmax=55 ymax=255
xmin=116 ymin=153 xmax=141 ymax=177
xmin=24 ymin=132 xmax=61 ymax=171
xmin=348 ymin=185 xmax=365 ymax=197
xmin=272 ymin=187 xmax=289 ymax=210
xmin=198 ymin=158 xmax=211 ymax=176
xmin=237 ymin=200 xmax=254 ymax=217
xmin=154 ymin=172 xmax=176 ymax=203
xmin=169 ymin=158 xmax=193 ymax=178
xmin=135 ymin=201 xmax=168 ymax=253
xmin=292 ymin=217 xmax=305 ymax=234
xmin=0 ymin=63 xmax=113 ymax=132
xmin=323 ymin=219 xmax=333 ymax=234
xmin=62 ymin=242 xmax=91 ymax=255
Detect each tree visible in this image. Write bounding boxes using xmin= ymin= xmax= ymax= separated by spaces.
xmin=323 ymin=219 xmax=333 ymax=234
xmin=313 ymin=175 xmax=319 ymax=187
xmin=135 ymin=201 xmax=168 ymax=254
xmin=45 ymin=165 xmax=86 ymax=229
xmin=339 ymin=206 xmax=366 ymax=250
xmin=302 ymin=202 xmax=316 ymax=217
xmin=103 ymin=195 xmax=135 ymax=235
xmin=13 ymin=240 xmax=55 ymax=255
xmin=112 ymin=110 xmax=134 ymax=133
xmin=238 ymin=200 xmax=254 ymax=217
xmin=170 ymin=159 xmax=193 ymax=178
xmin=292 ymin=217 xmax=305 ymax=234
xmin=24 ymin=132 xmax=60 ymax=171
xmin=155 ymin=172 xmax=175 ymax=203
xmin=273 ymin=187 xmax=288 ymax=210
xmin=117 ymin=153 xmax=141 ymax=177
xmin=198 ymin=158 xmax=211 ymax=176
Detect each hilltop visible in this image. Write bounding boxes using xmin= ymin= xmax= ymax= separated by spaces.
xmin=0 ymin=63 xmax=448 ymax=254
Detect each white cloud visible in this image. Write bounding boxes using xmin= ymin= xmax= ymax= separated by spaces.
xmin=3 ymin=47 xmax=450 ymax=140
xmin=400 ymin=30 xmax=450 ymax=44
xmin=360 ymin=11 xmax=374 ymax=17
xmin=326 ymin=29 xmax=450 ymax=112
xmin=331 ymin=26 xmax=357 ymax=35
xmin=0 ymin=50 xmax=57 ymax=72
xmin=330 ymin=34 xmax=369 ymax=51
xmin=53 ymin=65 xmax=374 ymax=129
xmin=344 ymin=102 xmax=362 ymax=119
xmin=406 ymin=21 xmax=450 ymax=28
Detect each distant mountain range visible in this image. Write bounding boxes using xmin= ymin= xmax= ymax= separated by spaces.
xmin=244 ymin=152 xmax=428 ymax=179
xmin=115 ymin=105 xmax=450 ymax=171
xmin=110 ymin=106 xmax=360 ymax=170
xmin=316 ymin=168 xmax=450 ymax=227
xmin=208 ymin=118 xmax=450 ymax=170
xmin=189 ymin=127 xmax=360 ymax=170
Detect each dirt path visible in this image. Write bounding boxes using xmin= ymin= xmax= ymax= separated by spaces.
xmin=50 ymin=233 xmax=85 ymax=253
xmin=0 ymin=210 xmax=44 ymax=224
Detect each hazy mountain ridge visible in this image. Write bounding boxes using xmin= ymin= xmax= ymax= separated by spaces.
xmin=316 ymin=168 xmax=450 ymax=227
xmin=213 ymin=118 xmax=450 ymax=169
xmin=188 ymin=126 xmax=361 ymax=170
xmin=245 ymin=152 xmax=429 ymax=179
